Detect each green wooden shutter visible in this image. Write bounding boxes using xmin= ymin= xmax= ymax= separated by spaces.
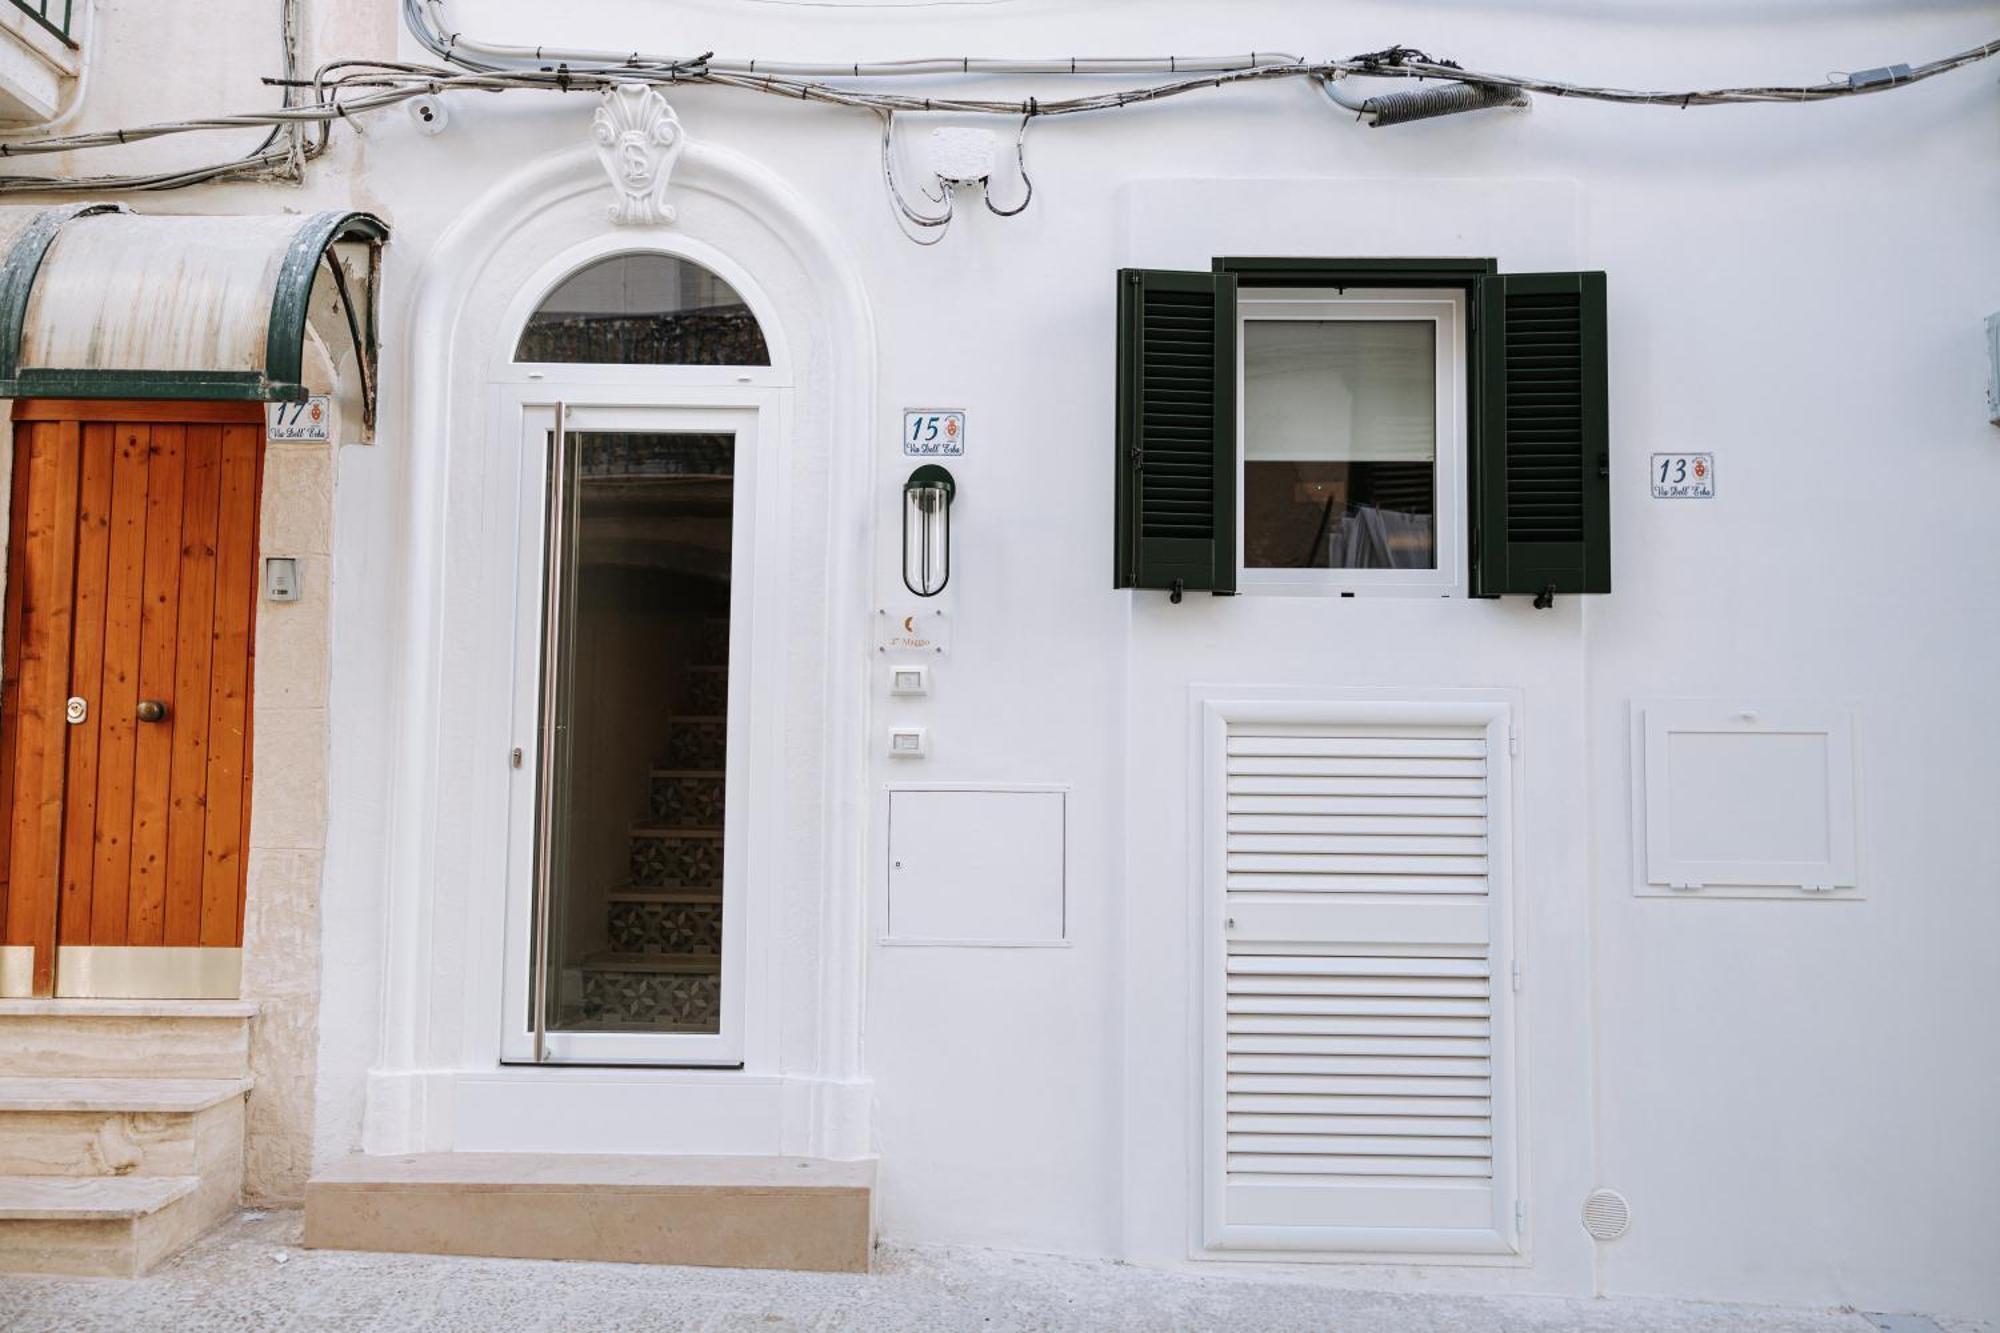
xmin=1471 ymin=271 xmax=1610 ymax=600
xmin=1115 ymin=268 xmax=1238 ymax=596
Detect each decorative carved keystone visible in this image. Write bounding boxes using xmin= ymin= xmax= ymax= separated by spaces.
xmin=592 ymin=84 xmax=685 ymax=225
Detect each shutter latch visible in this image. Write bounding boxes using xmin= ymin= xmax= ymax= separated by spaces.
xmin=1170 ymin=578 xmax=1184 ymax=604
xmin=1533 ymin=582 xmax=1556 ymax=610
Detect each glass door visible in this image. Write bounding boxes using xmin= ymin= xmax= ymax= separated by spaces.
xmin=504 ymin=403 xmax=753 ymax=1065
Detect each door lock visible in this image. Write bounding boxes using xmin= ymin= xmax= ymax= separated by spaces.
xmin=64 ymin=697 xmax=86 ymax=724
xmin=135 ymin=700 xmax=167 ymax=723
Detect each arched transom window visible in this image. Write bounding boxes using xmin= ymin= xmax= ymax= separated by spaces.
xmin=514 ymin=253 xmax=771 ymax=366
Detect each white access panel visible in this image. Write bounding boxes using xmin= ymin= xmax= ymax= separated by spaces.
xmin=886 ymin=787 xmax=1067 ymax=944
xmin=1634 ymin=701 xmax=1860 ymax=897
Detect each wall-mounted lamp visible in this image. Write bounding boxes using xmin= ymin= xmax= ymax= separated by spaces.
xmin=902 ymin=465 xmax=956 ymax=597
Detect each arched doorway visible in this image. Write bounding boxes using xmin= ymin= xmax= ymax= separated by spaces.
xmin=497 ymin=247 xmax=782 ymax=1068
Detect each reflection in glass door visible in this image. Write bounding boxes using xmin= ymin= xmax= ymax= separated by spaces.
xmin=529 ymin=424 xmax=738 ymax=1061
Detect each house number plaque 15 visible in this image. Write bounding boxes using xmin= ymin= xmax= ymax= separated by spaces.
xmin=903 ymin=409 xmax=966 ymax=457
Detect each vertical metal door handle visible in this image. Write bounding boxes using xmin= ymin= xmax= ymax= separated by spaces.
xmin=530 ymin=400 xmax=566 ymax=1066
xmin=135 ymin=700 xmax=167 ymax=723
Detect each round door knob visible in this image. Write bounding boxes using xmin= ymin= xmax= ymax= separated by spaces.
xmin=135 ymin=700 xmax=167 ymax=723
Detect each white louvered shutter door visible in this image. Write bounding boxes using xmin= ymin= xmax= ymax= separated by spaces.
xmin=1208 ymin=706 xmax=1517 ymax=1253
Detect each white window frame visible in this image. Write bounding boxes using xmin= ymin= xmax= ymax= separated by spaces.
xmin=1236 ymin=288 xmax=1466 ymax=598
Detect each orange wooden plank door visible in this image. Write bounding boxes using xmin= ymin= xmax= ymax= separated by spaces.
xmin=0 ymin=402 xmax=263 ymax=996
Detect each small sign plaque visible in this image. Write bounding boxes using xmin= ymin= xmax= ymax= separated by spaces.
xmin=267 ymin=396 xmax=332 ymax=442
xmin=1650 ymin=453 xmax=1714 ymax=499
xmin=903 ymin=409 xmax=965 ymax=457
xmin=877 ymin=607 xmax=951 ymax=655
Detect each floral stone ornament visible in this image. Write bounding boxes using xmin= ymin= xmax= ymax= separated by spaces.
xmin=593 ymin=83 xmax=686 ymax=225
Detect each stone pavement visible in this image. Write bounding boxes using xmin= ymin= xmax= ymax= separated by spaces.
xmin=0 ymin=1211 xmax=1982 ymax=1332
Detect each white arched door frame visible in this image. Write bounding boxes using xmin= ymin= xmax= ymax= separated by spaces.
xmin=353 ymin=137 xmax=877 ymax=1158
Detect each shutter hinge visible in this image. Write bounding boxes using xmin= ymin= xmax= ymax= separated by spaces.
xmin=1507 ymin=730 xmax=1519 ymax=757
xmin=1800 ymin=882 xmax=1833 ymax=895
xmin=511 ymin=747 xmax=524 ymax=769
xmin=1170 ymin=578 xmax=1184 ymax=605
xmin=1515 ymin=1199 xmax=1525 ymax=1232
xmin=1511 ymin=959 xmax=1521 ymax=993
xmin=1669 ymin=880 xmax=1701 ymax=893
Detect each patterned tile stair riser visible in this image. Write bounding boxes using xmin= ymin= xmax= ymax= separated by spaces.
xmin=576 ymin=969 xmax=721 ymax=1029
xmin=665 ymin=719 xmax=727 ymax=771
xmin=651 ymin=771 xmax=726 ymax=826
xmin=630 ymin=830 xmax=724 ymax=889
xmin=607 ymin=899 xmax=723 ymax=954
xmin=688 ymin=665 xmax=728 ymax=715
xmin=696 ymin=619 xmax=729 ymax=667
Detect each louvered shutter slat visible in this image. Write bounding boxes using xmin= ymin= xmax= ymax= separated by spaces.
xmin=1213 ymin=716 xmax=1515 ymax=1248
xmin=1471 ymin=271 xmax=1611 ymax=598
xmin=1114 ymin=268 xmax=1237 ymax=594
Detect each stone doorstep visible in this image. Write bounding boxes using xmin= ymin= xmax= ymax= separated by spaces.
xmin=0 ymin=1174 xmax=211 ymax=1279
xmin=305 ymin=1153 xmax=875 ymax=1273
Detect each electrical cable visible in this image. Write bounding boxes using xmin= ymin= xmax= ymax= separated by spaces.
xmin=0 ymin=0 xmax=1989 ymax=200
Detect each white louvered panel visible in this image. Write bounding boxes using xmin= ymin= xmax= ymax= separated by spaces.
xmin=1215 ymin=715 xmax=1511 ymax=1245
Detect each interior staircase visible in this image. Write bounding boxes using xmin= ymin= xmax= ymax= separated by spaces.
xmin=0 ymin=999 xmax=255 ymax=1276
xmin=565 ymin=620 xmax=729 ymax=1033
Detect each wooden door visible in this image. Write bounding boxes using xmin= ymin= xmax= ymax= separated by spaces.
xmin=0 ymin=400 xmax=263 ymax=998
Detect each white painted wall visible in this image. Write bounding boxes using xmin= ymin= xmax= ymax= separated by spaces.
xmin=34 ymin=0 xmax=2000 ymax=1320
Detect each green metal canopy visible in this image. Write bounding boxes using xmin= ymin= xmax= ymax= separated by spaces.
xmin=0 ymin=204 xmax=387 ymax=422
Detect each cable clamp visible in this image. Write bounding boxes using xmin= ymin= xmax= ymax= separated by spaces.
xmin=1846 ymin=63 xmax=1913 ymax=90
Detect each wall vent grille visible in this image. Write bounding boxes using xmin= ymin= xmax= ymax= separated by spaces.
xmin=1582 ymin=1188 xmax=1631 ymax=1241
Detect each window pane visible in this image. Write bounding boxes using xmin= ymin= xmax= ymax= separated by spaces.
xmin=1243 ymin=319 xmax=1435 ymax=570
xmin=540 ymin=432 xmax=735 ymax=1036
xmin=516 ymin=254 xmax=771 ymax=365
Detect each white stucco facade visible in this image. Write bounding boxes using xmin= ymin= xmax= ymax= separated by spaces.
xmin=5 ymin=0 xmax=1996 ymax=1322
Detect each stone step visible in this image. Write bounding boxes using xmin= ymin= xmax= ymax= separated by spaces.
xmin=606 ymin=895 xmax=722 ymax=955
xmin=0 ymin=999 xmax=256 ymax=1079
xmin=0 ymin=1077 xmax=252 ymax=1115
xmin=648 ymin=768 xmax=725 ymax=826
xmin=606 ymin=888 xmax=723 ymax=904
xmin=662 ymin=716 xmax=726 ymax=770
xmin=305 ymin=1153 xmax=873 ymax=1272
xmin=581 ymin=952 xmax=720 ymax=973
xmin=0 ymin=1174 xmax=212 ymax=1277
xmin=0 ymin=1079 xmax=251 ymax=1180
xmin=576 ymin=953 xmax=720 ymax=1029
xmin=629 ymin=826 xmax=724 ymax=890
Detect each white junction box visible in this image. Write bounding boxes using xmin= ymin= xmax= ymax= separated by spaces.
xmin=1632 ymin=700 xmax=1860 ymax=897
xmin=885 ymin=786 xmax=1067 ymax=944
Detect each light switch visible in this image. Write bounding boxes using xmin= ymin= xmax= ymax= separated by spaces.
xmin=890 ymin=665 xmax=929 ymax=696
xmin=888 ymin=726 xmax=929 ymax=757
xmin=264 ymin=557 xmax=301 ymax=603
